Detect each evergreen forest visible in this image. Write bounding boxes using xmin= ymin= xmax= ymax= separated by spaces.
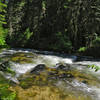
xmin=0 ymin=0 xmax=100 ymax=57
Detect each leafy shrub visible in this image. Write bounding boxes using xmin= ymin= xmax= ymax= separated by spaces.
xmin=78 ymin=47 xmax=87 ymax=52
xmin=8 ymin=28 xmax=33 ymax=47
xmin=0 ymin=85 xmax=16 ymax=100
xmin=0 ymin=25 xmax=8 ymax=47
xmin=6 ymin=67 xmax=16 ymax=76
xmin=50 ymin=32 xmax=72 ymax=52
xmin=0 ymin=37 xmax=6 ymax=45
xmin=0 ymin=1 xmax=7 ymax=25
xmin=0 ymin=74 xmax=16 ymax=100
xmin=92 ymin=37 xmax=100 ymax=47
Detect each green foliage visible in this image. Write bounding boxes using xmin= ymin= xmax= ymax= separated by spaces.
xmin=0 ymin=37 xmax=6 ymax=46
xmin=0 ymin=85 xmax=16 ymax=100
xmin=55 ymin=32 xmax=72 ymax=51
xmin=19 ymin=1 xmax=25 ymax=7
xmin=0 ymin=24 xmax=8 ymax=36
xmin=0 ymin=25 xmax=8 ymax=48
xmin=5 ymin=0 xmax=100 ymax=55
xmin=92 ymin=37 xmax=100 ymax=47
xmin=48 ymin=32 xmax=72 ymax=52
xmin=6 ymin=67 xmax=16 ymax=76
xmin=0 ymin=1 xmax=8 ymax=48
xmin=87 ymin=65 xmax=100 ymax=72
xmin=0 ymin=1 xmax=7 ymax=24
xmin=0 ymin=75 xmax=16 ymax=100
xmin=78 ymin=47 xmax=87 ymax=52
xmin=18 ymin=28 xmax=33 ymax=47
xmin=0 ymin=74 xmax=16 ymax=100
xmin=24 ymin=28 xmax=33 ymax=40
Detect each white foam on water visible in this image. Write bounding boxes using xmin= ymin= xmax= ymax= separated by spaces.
xmin=10 ymin=54 xmax=74 ymax=76
xmin=92 ymin=87 xmax=100 ymax=100
xmin=74 ymin=61 xmax=100 ymax=78
xmin=71 ymin=80 xmax=93 ymax=93
xmin=39 ymin=55 xmax=74 ymax=66
xmin=0 ymin=71 xmax=19 ymax=84
xmin=10 ymin=63 xmax=37 ymax=75
xmin=1 ymin=49 xmax=100 ymax=100
xmin=67 ymin=79 xmax=100 ymax=100
xmin=75 ymin=61 xmax=100 ymax=67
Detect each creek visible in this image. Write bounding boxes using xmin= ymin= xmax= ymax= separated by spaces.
xmin=0 ymin=48 xmax=100 ymax=100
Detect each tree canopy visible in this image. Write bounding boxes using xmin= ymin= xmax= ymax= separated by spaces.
xmin=0 ymin=0 xmax=100 ymax=56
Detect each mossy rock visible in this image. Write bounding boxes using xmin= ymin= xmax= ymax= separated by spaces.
xmin=19 ymin=73 xmax=49 ymax=89
xmin=19 ymin=65 xmax=100 ymax=89
xmin=19 ymin=66 xmax=73 ymax=89
xmin=15 ymin=66 xmax=97 ymax=100
xmin=10 ymin=52 xmax=37 ymax=64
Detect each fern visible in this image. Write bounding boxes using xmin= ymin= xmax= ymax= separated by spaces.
xmin=87 ymin=65 xmax=100 ymax=72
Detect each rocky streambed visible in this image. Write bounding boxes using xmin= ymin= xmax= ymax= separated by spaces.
xmin=0 ymin=49 xmax=100 ymax=100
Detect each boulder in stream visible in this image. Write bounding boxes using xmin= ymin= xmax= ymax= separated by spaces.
xmin=30 ymin=64 xmax=46 ymax=74
xmin=0 ymin=61 xmax=10 ymax=71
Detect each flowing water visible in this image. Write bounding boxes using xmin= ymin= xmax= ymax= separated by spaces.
xmin=0 ymin=48 xmax=100 ymax=100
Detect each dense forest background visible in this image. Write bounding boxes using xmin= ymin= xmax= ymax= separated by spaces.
xmin=0 ymin=0 xmax=100 ymax=57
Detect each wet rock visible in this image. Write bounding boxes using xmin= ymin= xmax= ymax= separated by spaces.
xmin=48 ymin=72 xmax=74 ymax=79
xmin=82 ymin=80 xmax=88 ymax=84
xmin=59 ymin=73 xmax=74 ymax=78
xmin=48 ymin=71 xmax=58 ymax=76
xmin=19 ymin=63 xmax=100 ymax=93
xmin=0 ymin=61 xmax=10 ymax=71
xmin=58 ymin=73 xmax=68 ymax=78
xmin=56 ymin=63 xmax=71 ymax=71
xmin=20 ymin=63 xmax=75 ymax=87
xmin=30 ymin=64 xmax=46 ymax=74
xmin=47 ymin=75 xmax=58 ymax=80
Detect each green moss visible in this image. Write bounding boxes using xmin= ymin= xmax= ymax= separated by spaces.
xmin=20 ymin=81 xmax=28 ymax=88
xmin=19 ymin=67 xmax=69 ymax=89
xmin=10 ymin=52 xmax=35 ymax=64
xmin=6 ymin=67 xmax=16 ymax=76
